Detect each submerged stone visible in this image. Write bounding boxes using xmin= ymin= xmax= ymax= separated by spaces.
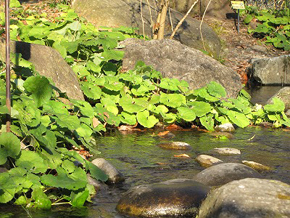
xmin=213 ymin=147 xmax=241 ymax=155
xmin=158 ymin=142 xmax=191 ymax=150
xmin=199 ymin=178 xmax=290 ymax=218
xmin=242 ymin=160 xmax=271 ymax=171
xmin=193 ymin=163 xmax=262 ymax=187
xmin=116 ymin=179 xmax=209 ymax=217
xmin=215 ymin=123 xmax=235 ymax=132
xmin=195 ymin=154 xmax=223 ymax=167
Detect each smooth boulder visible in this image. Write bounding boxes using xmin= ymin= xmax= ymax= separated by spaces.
xmin=198 ymin=178 xmax=290 ymax=218
xmin=121 ymin=38 xmax=242 ymax=98
xmin=193 ymin=163 xmax=262 ymax=187
xmin=72 ymin=0 xmax=222 ymax=58
xmin=0 ymin=39 xmax=84 ymax=100
xmin=116 ymin=179 xmax=209 ymax=217
xmin=91 ymin=158 xmax=125 ymax=184
xmin=248 ymin=55 xmax=290 ymax=86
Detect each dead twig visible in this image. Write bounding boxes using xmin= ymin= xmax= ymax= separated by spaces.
xmin=200 ymin=0 xmax=212 ymax=51
xmin=170 ymin=0 xmax=199 ymax=39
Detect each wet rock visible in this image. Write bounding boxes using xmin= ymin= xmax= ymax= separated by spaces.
xmin=213 ymin=147 xmax=241 ymax=155
xmin=242 ymin=160 xmax=271 ymax=171
xmin=121 ymin=39 xmax=242 ymax=98
xmin=72 ymin=0 xmax=222 ymax=58
xmin=87 ymin=174 xmax=101 ymax=191
xmin=116 ymin=179 xmax=209 ymax=217
xmin=215 ymin=123 xmax=235 ymax=132
xmin=195 ymin=154 xmax=223 ymax=168
xmin=0 ymin=39 xmax=84 ymax=100
xmin=248 ymin=55 xmax=290 ymax=86
xmin=198 ymin=178 xmax=290 ymax=218
xmin=158 ymin=141 xmax=191 ymax=150
xmin=267 ymin=87 xmax=290 ymax=111
xmin=193 ymin=163 xmax=262 ymax=187
xmin=91 ymin=158 xmax=125 ymax=184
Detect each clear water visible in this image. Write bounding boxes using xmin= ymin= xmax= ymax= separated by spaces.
xmin=1 ymin=127 xmax=290 ymax=217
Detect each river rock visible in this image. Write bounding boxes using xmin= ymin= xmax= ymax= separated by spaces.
xmin=116 ymin=179 xmax=209 ymax=217
xmin=215 ymin=123 xmax=235 ymax=132
xmin=158 ymin=141 xmax=191 ymax=150
xmin=0 ymin=39 xmax=84 ymax=100
xmin=121 ymin=38 xmax=242 ymax=98
xmin=193 ymin=163 xmax=262 ymax=187
xmin=248 ymin=55 xmax=290 ymax=86
xmin=195 ymin=154 xmax=223 ymax=167
xmin=198 ymin=178 xmax=290 ymax=218
xmin=242 ymin=160 xmax=271 ymax=171
xmin=213 ymin=147 xmax=241 ymax=155
xmin=91 ymin=158 xmax=125 ymax=184
xmin=72 ymin=0 xmax=222 ymax=58
xmin=267 ymin=86 xmax=290 ymax=111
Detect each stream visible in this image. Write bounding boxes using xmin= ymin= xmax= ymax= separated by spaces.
xmin=0 ymin=87 xmax=290 ymax=218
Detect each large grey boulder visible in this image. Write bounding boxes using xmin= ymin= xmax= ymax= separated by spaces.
xmin=198 ymin=178 xmax=290 ymax=218
xmin=169 ymin=0 xmax=233 ymax=19
xmin=116 ymin=179 xmax=209 ymax=217
xmin=267 ymin=87 xmax=290 ymax=111
xmin=248 ymin=55 xmax=290 ymax=86
xmin=121 ymin=38 xmax=242 ymax=98
xmin=71 ymin=0 xmax=222 ymax=58
xmin=0 ymin=39 xmax=84 ymax=100
xmin=193 ymin=163 xmax=262 ymax=187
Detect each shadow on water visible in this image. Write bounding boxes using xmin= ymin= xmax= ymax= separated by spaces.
xmin=1 ymin=127 xmax=290 ymax=217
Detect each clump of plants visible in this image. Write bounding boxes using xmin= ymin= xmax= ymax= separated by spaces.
xmin=1 ymin=0 xmax=290 ymax=210
xmin=243 ymin=4 xmax=290 ymax=50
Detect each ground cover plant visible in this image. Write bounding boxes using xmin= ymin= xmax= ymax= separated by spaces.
xmin=243 ymin=3 xmax=290 ymax=50
xmin=0 ymin=0 xmax=290 ymax=210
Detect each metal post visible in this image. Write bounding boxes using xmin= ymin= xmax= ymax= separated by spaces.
xmin=5 ymin=0 xmax=11 ymax=132
xmin=237 ymin=9 xmax=240 ymax=33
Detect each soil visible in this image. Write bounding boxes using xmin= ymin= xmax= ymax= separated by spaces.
xmin=9 ymin=0 xmax=290 ymax=87
xmin=204 ymin=16 xmax=289 ymax=85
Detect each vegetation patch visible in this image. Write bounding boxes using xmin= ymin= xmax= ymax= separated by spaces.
xmin=0 ymin=0 xmax=290 ymax=209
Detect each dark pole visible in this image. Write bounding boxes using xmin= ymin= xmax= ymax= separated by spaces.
xmin=5 ymin=0 xmax=11 ymax=132
xmin=237 ymin=9 xmax=240 ymax=33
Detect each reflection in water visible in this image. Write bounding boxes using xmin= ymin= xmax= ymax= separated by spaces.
xmin=1 ymin=128 xmax=290 ymax=217
xmin=244 ymin=86 xmax=282 ymax=105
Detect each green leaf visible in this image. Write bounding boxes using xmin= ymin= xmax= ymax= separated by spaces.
xmin=101 ymin=50 xmax=124 ymax=61
xmin=200 ymin=114 xmax=215 ymax=131
xmin=23 ymin=76 xmax=52 ymax=107
xmin=137 ymin=110 xmax=158 ymax=128
xmin=189 ymin=101 xmax=212 ymax=117
xmin=0 ymin=132 xmax=20 ymax=165
xmin=206 ymin=81 xmax=226 ymax=98
xmin=15 ymin=150 xmax=48 ymax=174
xmin=76 ymin=123 xmax=93 ymax=139
xmin=71 ymin=189 xmax=89 ymax=207
xmin=177 ymin=107 xmax=196 ymax=122
xmin=160 ymin=93 xmax=186 ymax=108
xmin=119 ymin=111 xmax=136 ymax=125
xmin=119 ymin=97 xmax=145 ymax=113
xmin=41 ymin=167 xmax=87 ymax=191
xmin=161 ymin=112 xmax=177 ymax=123
xmin=227 ymin=110 xmax=250 ymax=128
xmin=244 ymin=14 xmax=253 ymax=24
xmin=55 ymin=114 xmax=80 ymax=131
xmin=32 ymin=187 xmax=51 ymax=209
xmin=81 ymin=82 xmax=102 ymax=100
xmin=87 ymin=161 xmax=108 ymax=182
xmin=264 ymin=97 xmax=285 ymax=112
xmin=53 ymin=42 xmax=67 ymax=59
